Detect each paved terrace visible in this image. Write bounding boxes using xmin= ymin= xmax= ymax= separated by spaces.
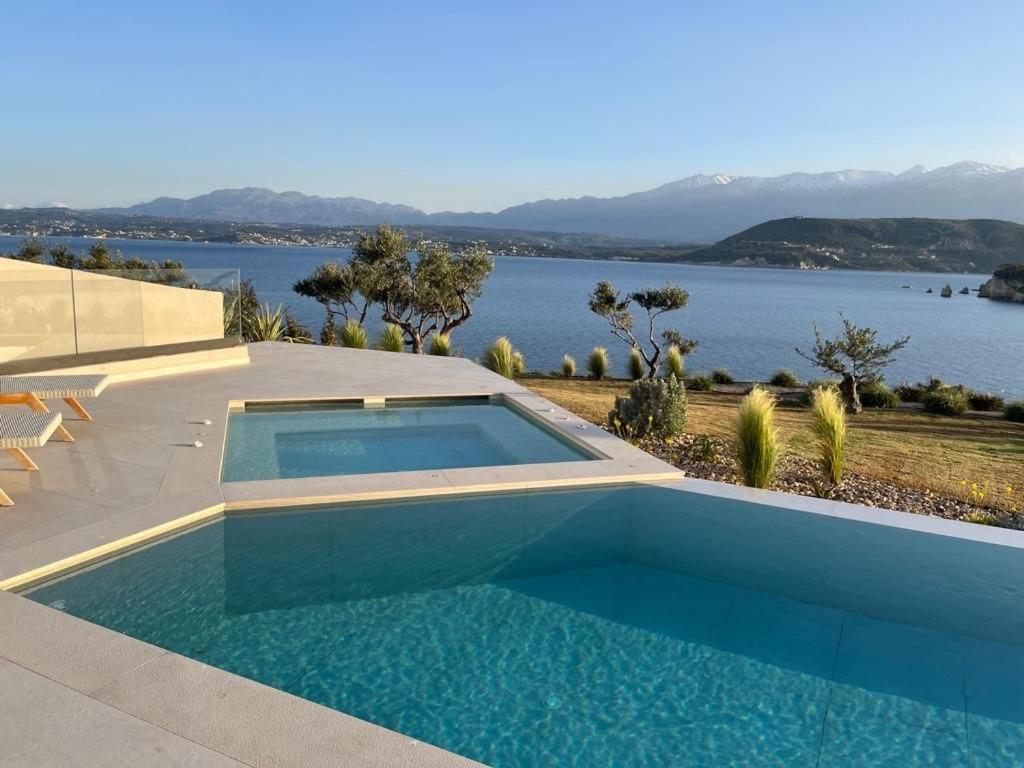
xmin=0 ymin=342 xmax=679 ymax=767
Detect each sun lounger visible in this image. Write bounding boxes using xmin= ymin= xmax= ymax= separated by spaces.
xmin=0 ymin=374 xmax=110 ymax=440
xmin=0 ymin=409 xmax=63 ymax=505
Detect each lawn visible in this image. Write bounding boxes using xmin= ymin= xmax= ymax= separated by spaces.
xmin=521 ymin=375 xmax=1024 ymax=509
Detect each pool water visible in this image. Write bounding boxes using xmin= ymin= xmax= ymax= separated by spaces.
xmin=221 ymin=399 xmax=593 ymax=482
xmin=25 ymin=488 xmax=1024 ymax=767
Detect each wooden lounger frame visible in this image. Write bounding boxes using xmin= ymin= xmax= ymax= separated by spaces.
xmin=0 ymin=394 xmax=75 ymax=443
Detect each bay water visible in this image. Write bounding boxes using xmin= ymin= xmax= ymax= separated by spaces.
xmin=2 ymin=235 xmax=1021 ymax=396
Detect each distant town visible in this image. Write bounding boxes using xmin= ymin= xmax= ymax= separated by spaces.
xmin=0 ymin=207 xmax=695 ymax=262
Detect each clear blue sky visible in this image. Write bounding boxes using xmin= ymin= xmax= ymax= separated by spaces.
xmin=2 ymin=0 xmax=1022 ymax=211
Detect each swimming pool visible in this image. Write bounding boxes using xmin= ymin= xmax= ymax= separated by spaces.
xmin=221 ymin=397 xmax=595 ymax=482
xmin=24 ymin=485 xmax=1024 ymax=767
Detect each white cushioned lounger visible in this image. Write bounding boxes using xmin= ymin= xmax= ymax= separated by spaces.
xmin=0 ymin=409 xmax=63 ymax=506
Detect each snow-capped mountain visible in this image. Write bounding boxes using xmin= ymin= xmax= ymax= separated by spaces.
xmin=431 ymin=161 xmax=1024 ymax=240
xmin=103 ymin=162 xmax=1024 ymax=242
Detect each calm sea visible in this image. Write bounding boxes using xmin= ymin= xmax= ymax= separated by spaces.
xmin=3 ymin=235 xmax=1022 ymax=396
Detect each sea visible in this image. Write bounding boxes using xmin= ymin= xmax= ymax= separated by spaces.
xmin=2 ymin=235 xmax=1022 ymax=397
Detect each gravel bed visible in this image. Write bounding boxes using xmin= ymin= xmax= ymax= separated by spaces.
xmin=639 ymin=433 xmax=1022 ymax=529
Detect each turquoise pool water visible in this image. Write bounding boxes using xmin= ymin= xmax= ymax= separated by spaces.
xmin=221 ymin=399 xmax=593 ymax=482
xmin=25 ymin=487 xmax=1024 ymax=767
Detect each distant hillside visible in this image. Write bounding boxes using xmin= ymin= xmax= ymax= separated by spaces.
xmin=104 ymin=187 xmax=427 ymax=227
xmin=679 ymin=218 xmax=1024 ymax=272
xmin=0 ymin=207 xmax=700 ymax=262
xmin=91 ymin=161 xmax=1024 ymax=242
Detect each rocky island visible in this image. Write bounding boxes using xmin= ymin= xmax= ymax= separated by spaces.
xmin=979 ymin=263 xmax=1024 ymax=303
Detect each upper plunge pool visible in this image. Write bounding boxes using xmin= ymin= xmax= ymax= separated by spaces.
xmin=220 ymin=396 xmax=596 ymax=482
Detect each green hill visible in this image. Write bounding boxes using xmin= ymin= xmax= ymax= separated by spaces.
xmin=679 ymin=217 xmax=1024 ymax=272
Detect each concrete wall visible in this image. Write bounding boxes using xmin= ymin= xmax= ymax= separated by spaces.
xmin=0 ymin=257 xmax=224 ymax=362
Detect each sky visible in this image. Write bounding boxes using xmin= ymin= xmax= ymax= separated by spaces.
xmin=2 ymin=0 xmax=1023 ymax=212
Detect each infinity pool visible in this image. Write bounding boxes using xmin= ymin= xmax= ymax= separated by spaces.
xmin=25 ymin=486 xmax=1024 ymax=766
xmin=221 ymin=398 xmax=594 ymax=482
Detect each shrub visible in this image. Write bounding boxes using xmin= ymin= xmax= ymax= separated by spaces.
xmin=799 ymin=379 xmax=839 ymax=407
xmin=811 ymin=386 xmax=846 ymax=485
xmin=1005 ymin=402 xmax=1024 ymax=423
xmin=921 ymin=388 xmax=969 ymax=416
xmin=690 ymin=434 xmax=718 ymax=462
xmin=378 ymin=323 xmax=406 ymax=352
xmin=512 ymin=350 xmax=526 ymax=375
xmin=339 ymin=320 xmax=369 ymax=349
xmin=687 ymin=373 xmax=714 ymax=392
xmin=628 ymin=348 xmax=645 ymax=380
xmin=770 ymin=369 xmax=799 ymax=387
xmin=736 ymin=388 xmax=779 ymax=489
xmin=483 ymin=337 xmax=516 ymax=378
xmin=665 ymin=345 xmax=684 ymax=381
xmin=428 ymin=333 xmax=451 ymax=356
xmin=967 ymin=391 xmax=1005 ymax=412
xmin=858 ymin=380 xmax=900 ymax=409
xmin=964 ymin=510 xmax=1000 ymax=526
xmin=712 ymin=367 xmax=735 ymax=384
xmin=284 ymin=312 xmax=313 ymax=343
xmin=895 ymin=382 xmax=923 ymax=402
xmin=250 ymin=303 xmax=286 ymax=342
xmin=561 ymin=354 xmax=576 ymax=378
xmin=319 ymin=318 xmax=338 ymax=346
xmin=588 ymin=347 xmax=609 ymax=380
xmin=608 ymin=375 xmax=687 ymax=441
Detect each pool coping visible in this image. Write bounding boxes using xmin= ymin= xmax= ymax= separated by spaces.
xmin=5 ymin=476 xmax=1024 ymax=767
xmin=3 ymin=342 xmax=1024 ymax=767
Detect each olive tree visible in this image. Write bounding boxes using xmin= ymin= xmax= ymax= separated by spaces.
xmin=295 ymin=224 xmax=494 ymax=353
xmin=588 ymin=280 xmax=695 ymax=377
xmin=796 ymin=316 xmax=909 ymax=414
xmin=9 ymin=237 xmax=46 ymax=262
xmin=355 ymin=226 xmax=493 ymax=352
xmin=292 ymin=261 xmax=372 ymax=325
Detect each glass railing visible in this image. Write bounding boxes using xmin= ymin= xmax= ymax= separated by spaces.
xmin=0 ymin=266 xmax=239 ymax=364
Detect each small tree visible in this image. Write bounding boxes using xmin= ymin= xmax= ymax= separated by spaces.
xmin=10 ymin=237 xmax=46 ymax=262
xmin=796 ymin=316 xmax=909 ymax=414
xmin=293 ymin=261 xmax=371 ymax=326
xmin=353 ymin=225 xmax=494 ymax=353
xmin=588 ymin=280 xmax=695 ymax=377
xmin=49 ymin=243 xmax=76 ymax=269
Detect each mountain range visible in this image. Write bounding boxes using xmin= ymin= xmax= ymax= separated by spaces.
xmin=101 ymin=161 xmax=1024 ymax=242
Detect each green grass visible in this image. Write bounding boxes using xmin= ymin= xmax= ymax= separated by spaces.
xmin=736 ymin=388 xmax=779 ymax=488
xmin=561 ymin=354 xmax=576 ymax=377
xmin=484 ymin=337 xmax=517 ymax=378
xmin=378 ymin=323 xmax=405 ymax=352
xmin=588 ymin=347 xmax=609 ymax=380
xmin=428 ymin=333 xmax=451 ymax=356
xmin=665 ymin=345 xmax=684 ymax=381
xmin=520 ymin=375 xmax=1024 ymax=508
xmin=628 ymin=348 xmax=645 ymax=380
xmin=811 ymin=386 xmax=846 ymax=485
xmin=339 ymin=320 xmax=369 ymax=349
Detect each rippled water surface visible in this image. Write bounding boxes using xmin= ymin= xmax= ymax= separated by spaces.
xmin=4 ymin=235 xmax=1021 ymax=395
xmin=221 ymin=400 xmax=592 ymax=482
xmin=26 ymin=489 xmax=1024 ymax=767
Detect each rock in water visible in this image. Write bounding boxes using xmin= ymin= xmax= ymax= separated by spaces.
xmin=940 ymin=284 xmax=953 ymax=297
xmin=959 ymin=286 xmax=970 ymax=294
xmin=979 ymin=264 xmax=1024 ymax=302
